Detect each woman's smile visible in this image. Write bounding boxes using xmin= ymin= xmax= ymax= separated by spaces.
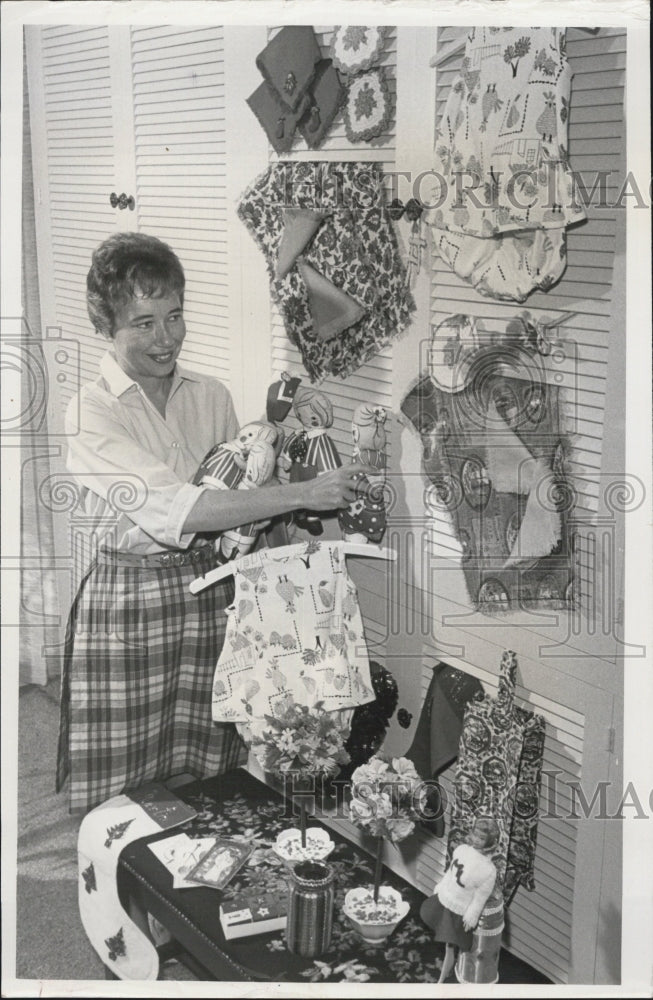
xmin=108 ymin=291 xmax=186 ymax=386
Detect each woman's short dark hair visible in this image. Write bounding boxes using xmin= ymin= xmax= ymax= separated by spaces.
xmin=87 ymin=232 xmax=185 ymax=337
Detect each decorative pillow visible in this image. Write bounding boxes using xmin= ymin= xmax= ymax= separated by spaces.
xmin=255 ymin=26 xmax=321 ymax=113
xmin=331 ymin=26 xmax=389 ymax=76
xmin=297 ymin=59 xmax=346 ymax=150
xmin=297 ymin=260 xmax=366 ymax=342
xmin=275 ymin=208 xmax=327 ymax=280
xmin=246 ymin=83 xmax=310 ymax=156
xmin=344 ymin=67 xmax=393 ymax=143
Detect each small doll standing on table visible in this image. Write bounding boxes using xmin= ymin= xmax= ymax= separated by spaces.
xmin=277 ymin=386 xmax=342 ymax=536
xmin=420 ymin=816 xmax=499 ymax=983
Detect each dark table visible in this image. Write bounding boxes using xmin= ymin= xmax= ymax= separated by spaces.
xmin=116 ymin=767 xmax=442 ymax=983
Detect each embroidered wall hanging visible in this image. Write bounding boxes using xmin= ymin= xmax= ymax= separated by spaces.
xmin=343 ymin=67 xmax=393 ymax=143
xmin=426 ymin=27 xmax=586 ymax=301
xmin=447 ymin=650 xmax=546 ymax=905
xmin=401 ymin=331 xmax=574 ymax=614
xmin=238 ymin=161 xmax=415 ymax=381
xmin=330 ymin=26 xmax=389 ymax=76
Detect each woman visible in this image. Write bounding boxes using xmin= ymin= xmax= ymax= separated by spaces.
xmin=56 ymin=231 xmax=370 ymax=813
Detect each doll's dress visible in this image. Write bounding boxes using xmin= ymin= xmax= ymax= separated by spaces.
xmin=427 ymin=27 xmax=585 ymax=301
xmin=211 ymin=541 xmax=374 ymax=726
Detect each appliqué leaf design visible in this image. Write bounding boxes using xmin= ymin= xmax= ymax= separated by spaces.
xmin=105 ymin=927 xmax=126 ymax=962
xmin=104 ymin=819 xmax=134 ymax=849
xmin=81 ymin=862 xmax=97 ymax=893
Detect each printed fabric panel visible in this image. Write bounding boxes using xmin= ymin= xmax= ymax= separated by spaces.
xmin=212 ymin=541 xmax=374 ymax=723
xmin=427 ymin=27 xmax=586 ymax=301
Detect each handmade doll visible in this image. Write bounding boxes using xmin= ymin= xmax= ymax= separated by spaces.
xmin=278 ymin=386 xmax=341 ymax=535
xmin=194 ymin=421 xmax=279 ymax=560
xmin=420 ymin=816 xmax=499 ymax=983
xmin=338 ymin=403 xmax=388 ymax=544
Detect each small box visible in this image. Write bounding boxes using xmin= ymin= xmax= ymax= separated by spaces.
xmin=219 ymin=892 xmax=288 ymax=939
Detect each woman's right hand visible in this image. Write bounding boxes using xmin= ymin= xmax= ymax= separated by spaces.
xmin=301 ymin=464 xmax=376 ymax=512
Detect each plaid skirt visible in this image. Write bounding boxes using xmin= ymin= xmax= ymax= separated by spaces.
xmin=56 ymin=548 xmax=247 ymax=813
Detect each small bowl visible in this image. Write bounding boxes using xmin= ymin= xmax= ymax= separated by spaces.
xmin=342 ymin=886 xmax=410 ymax=945
xmin=273 ymin=827 xmax=335 ymax=865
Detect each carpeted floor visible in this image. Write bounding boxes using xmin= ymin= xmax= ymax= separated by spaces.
xmin=15 ymin=682 xmax=195 ymax=984
xmin=14 ymin=682 xmax=550 ymax=987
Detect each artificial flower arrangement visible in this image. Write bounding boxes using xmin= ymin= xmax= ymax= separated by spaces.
xmin=346 ymin=755 xmax=425 ymax=928
xmin=250 ymin=701 xmax=350 ymax=852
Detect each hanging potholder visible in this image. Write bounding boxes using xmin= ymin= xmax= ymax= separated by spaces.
xmin=331 ymin=26 xmax=389 ymax=76
xmin=344 ymin=68 xmax=393 ymax=143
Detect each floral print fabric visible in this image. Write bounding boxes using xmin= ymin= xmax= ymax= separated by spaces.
xmin=212 ymin=541 xmax=374 ymax=724
xmin=447 ymin=651 xmax=545 ymax=905
xmin=238 ymin=161 xmax=415 ymax=382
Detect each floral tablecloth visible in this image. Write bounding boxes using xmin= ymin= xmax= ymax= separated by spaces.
xmin=126 ymin=770 xmax=444 ymax=984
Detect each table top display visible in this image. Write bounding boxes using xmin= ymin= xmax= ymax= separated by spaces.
xmin=118 ymin=768 xmax=443 ymax=983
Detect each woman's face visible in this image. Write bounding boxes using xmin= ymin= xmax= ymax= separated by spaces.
xmin=109 ymin=291 xmax=186 ymax=383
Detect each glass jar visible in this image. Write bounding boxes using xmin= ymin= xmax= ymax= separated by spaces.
xmin=286 ymin=860 xmax=334 ymax=957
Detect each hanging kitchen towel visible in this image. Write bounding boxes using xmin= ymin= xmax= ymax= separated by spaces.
xmin=246 ymin=83 xmax=311 ymax=156
xmin=238 ymin=161 xmax=415 ymax=382
xmin=426 ymin=27 xmax=586 ymax=301
xmin=400 ymin=337 xmax=574 ymax=613
xmin=297 ymin=59 xmax=347 ymax=149
xmin=77 ymin=785 xmax=196 ymax=979
xmin=255 ymin=26 xmax=322 ymax=113
xmin=447 ymin=650 xmax=545 ymax=904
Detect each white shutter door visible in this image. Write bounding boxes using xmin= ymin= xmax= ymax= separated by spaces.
xmin=129 ymin=25 xmax=231 ymax=385
xmin=26 ymin=25 xmax=124 ymax=413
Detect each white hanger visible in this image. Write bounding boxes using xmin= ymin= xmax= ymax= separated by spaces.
xmin=189 ymin=541 xmax=397 ymax=594
xmin=429 ymin=26 xmax=600 ymax=68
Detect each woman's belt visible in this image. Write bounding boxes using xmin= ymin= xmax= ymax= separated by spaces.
xmin=96 ymin=542 xmax=218 ymax=569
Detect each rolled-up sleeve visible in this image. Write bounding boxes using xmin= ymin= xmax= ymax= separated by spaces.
xmin=65 ymin=392 xmax=208 ymax=548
